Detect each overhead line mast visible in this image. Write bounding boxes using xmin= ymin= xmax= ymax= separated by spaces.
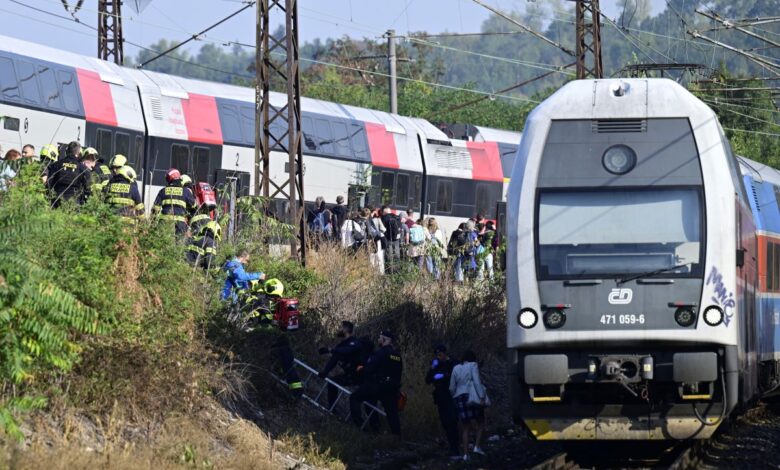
xmin=97 ymin=0 xmax=124 ymax=65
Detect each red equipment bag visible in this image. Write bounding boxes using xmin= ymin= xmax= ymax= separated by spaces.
xmin=274 ymin=298 xmax=300 ymax=331
xmin=196 ymin=182 xmax=217 ymax=209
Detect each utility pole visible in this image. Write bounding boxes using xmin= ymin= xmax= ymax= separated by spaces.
xmin=387 ymin=29 xmax=398 ymax=114
xmin=573 ymin=0 xmax=603 ymax=79
xmin=98 ymin=0 xmax=124 ymax=65
xmin=256 ymin=0 xmax=307 ymax=264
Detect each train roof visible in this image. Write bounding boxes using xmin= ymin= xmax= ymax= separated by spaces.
xmin=739 ymin=156 xmax=780 ymax=187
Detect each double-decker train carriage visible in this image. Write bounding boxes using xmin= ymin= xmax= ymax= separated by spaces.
xmin=0 ymin=34 xmax=519 ymax=236
xmin=504 ymin=77 xmax=780 ymax=440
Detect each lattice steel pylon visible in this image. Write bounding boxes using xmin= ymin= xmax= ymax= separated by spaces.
xmin=255 ymin=0 xmax=306 ymax=264
xmin=98 ymin=0 xmax=124 ymax=65
xmin=574 ymin=0 xmax=603 ymax=79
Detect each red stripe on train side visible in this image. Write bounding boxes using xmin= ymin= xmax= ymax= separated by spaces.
xmin=181 ymin=93 xmax=223 ymax=145
xmin=365 ymin=122 xmax=399 ymax=169
xmin=76 ymin=68 xmax=117 ymax=126
xmin=467 ymin=141 xmax=504 ymax=182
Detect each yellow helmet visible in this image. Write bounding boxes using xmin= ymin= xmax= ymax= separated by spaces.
xmin=82 ymin=147 xmax=98 ymax=158
xmin=40 ymin=144 xmax=59 ymax=162
xmin=249 ymin=279 xmax=263 ymax=292
xmin=180 ymin=174 xmax=192 ymax=187
xmin=203 ymin=220 xmax=222 ymax=241
xmin=264 ymin=278 xmax=284 ymax=297
xmin=117 ymin=165 xmax=137 ymax=182
xmin=110 ymin=154 xmax=127 ymax=169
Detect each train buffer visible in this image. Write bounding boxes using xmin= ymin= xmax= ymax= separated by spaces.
xmin=271 ymin=358 xmax=387 ymax=429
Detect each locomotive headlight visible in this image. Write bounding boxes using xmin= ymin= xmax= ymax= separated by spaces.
xmin=674 ymin=307 xmax=696 ymax=327
xmin=517 ymin=308 xmax=538 ymax=329
xmin=602 ymin=145 xmax=637 ymax=175
xmin=543 ymin=309 xmax=566 ymax=329
xmin=703 ymin=306 xmax=724 ymax=326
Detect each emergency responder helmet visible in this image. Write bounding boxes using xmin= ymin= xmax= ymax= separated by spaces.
xmin=40 ymin=144 xmax=58 ymax=162
xmin=82 ymin=147 xmax=98 ymax=159
xmin=203 ymin=220 xmax=222 ymax=241
xmin=264 ymin=278 xmax=284 ymax=297
xmin=110 ymin=154 xmax=127 ymax=169
xmin=180 ymin=174 xmax=192 ymax=187
xmin=117 ymin=165 xmax=137 ymax=182
xmin=249 ymin=279 xmax=263 ymax=292
xmin=166 ymin=168 xmax=181 ymax=183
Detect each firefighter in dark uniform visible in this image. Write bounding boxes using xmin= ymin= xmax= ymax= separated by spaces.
xmin=46 ymin=141 xmax=91 ymax=208
xmin=109 ymin=154 xmax=127 ymax=176
xmin=350 ymin=330 xmax=403 ymax=435
xmin=82 ymin=147 xmax=111 ymax=193
xmin=152 ymin=168 xmax=196 ymax=235
xmin=104 ymin=165 xmax=144 ymax=222
xmin=186 ymin=220 xmax=220 ymax=270
xmin=318 ymin=321 xmax=368 ymax=409
xmin=39 ymin=144 xmax=58 ymax=185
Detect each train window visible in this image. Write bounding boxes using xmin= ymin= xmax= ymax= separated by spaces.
xmin=16 ymin=61 xmax=41 ymax=106
xmin=193 ymin=146 xmax=210 ymax=183
xmin=171 ymin=144 xmax=190 ymax=173
xmin=380 ymin=172 xmax=395 ymax=206
xmin=269 ymin=119 xmax=286 ymax=149
xmin=220 ymin=104 xmax=243 ymax=143
xmin=774 ymin=242 xmax=780 ymax=291
xmin=411 ymin=175 xmax=422 ymax=210
xmin=37 ymin=65 xmax=62 ymax=110
xmin=395 ymin=173 xmax=409 ymax=207
xmin=239 ymin=106 xmax=255 ymax=146
xmin=95 ymin=129 xmax=112 ymax=162
xmin=58 ymin=71 xmax=80 ymax=113
xmin=331 ymin=121 xmax=351 ymax=157
xmin=0 ymin=57 xmax=21 ymax=101
xmin=475 ymin=184 xmax=491 ymax=218
xmin=115 ymin=132 xmax=130 ymax=159
xmin=436 ymin=180 xmax=453 ymax=214
xmin=3 ymin=117 xmax=19 ymax=131
xmin=769 ymin=243 xmax=776 ymax=291
xmin=302 ymin=115 xmax=317 ymax=151
xmin=315 ymin=118 xmax=335 ymax=155
xmin=350 ymin=123 xmax=368 ymax=161
xmin=133 ymin=135 xmax=143 ymax=169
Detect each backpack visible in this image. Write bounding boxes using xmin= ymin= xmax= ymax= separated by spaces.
xmin=384 ymin=215 xmax=401 ymax=241
xmin=409 ymin=225 xmax=425 ymax=245
xmin=310 ymin=211 xmax=328 ymax=234
xmin=447 ymin=230 xmax=469 ymax=255
xmin=350 ymin=220 xmax=366 ymax=249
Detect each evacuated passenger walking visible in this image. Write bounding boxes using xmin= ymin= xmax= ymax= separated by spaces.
xmin=449 ymin=350 xmax=489 ymax=461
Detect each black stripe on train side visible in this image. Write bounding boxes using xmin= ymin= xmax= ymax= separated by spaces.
xmin=367 ymin=167 xmax=424 ymax=213
xmin=146 ymin=136 xmax=223 ymax=187
xmin=83 ymin=122 xmax=144 ymax=173
xmin=424 ymin=175 xmax=503 ymax=220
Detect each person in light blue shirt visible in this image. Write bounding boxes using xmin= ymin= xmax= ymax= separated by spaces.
xmin=222 ymin=249 xmax=265 ymax=301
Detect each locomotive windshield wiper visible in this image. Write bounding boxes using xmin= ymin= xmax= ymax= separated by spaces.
xmin=616 ymin=263 xmax=691 ymax=285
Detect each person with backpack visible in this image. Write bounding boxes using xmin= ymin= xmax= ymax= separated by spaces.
xmin=380 ymin=206 xmax=402 ymax=273
xmin=366 ymin=208 xmax=387 ymax=274
xmin=341 ymin=211 xmax=368 ymax=252
xmin=448 ymin=223 xmax=469 ymax=282
xmin=477 ymin=222 xmax=496 ymax=280
xmin=308 ymin=196 xmax=330 ymax=245
xmin=407 ymin=218 xmax=428 ymax=269
xmin=330 ymin=195 xmax=348 ymax=239
xmin=318 ymin=321 xmax=373 ymax=408
xmin=449 ymin=350 xmax=489 ymax=461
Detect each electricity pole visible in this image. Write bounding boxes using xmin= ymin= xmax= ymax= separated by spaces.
xmin=255 ymin=0 xmax=307 ymax=264
xmin=98 ymin=0 xmax=124 ymax=65
xmin=573 ymin=0 xmax=603 ymax=79
xmin=387 ymin=29 xmax=398 ymax=114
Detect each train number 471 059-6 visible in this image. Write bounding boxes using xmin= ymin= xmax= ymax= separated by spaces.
xmin=600 ymin=314 xmax=646 ymax=325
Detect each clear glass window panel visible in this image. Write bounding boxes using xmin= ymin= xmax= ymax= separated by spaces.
xmin=58 ymin=70 xmax=79 ymax=113
xmin=239 ymin=106 xmax=255 ymax=146
xmin=380 ymin=172 xmax=395 ymax=206
xmin=96 ymin=129 xmax=112 ymax=163
xmin=411 ymin=175 xmax=422 ymax=210
xmin=437 ymin=181 xmax=452 ymax=213
xmin=350 ymin=123 xmax=368 ymax=161
xmin=302 ymin=116 xmax=317 ymax=151
xmin=193 ymin=146 xmax=210 ymax=183
xmin=0 ymin=57 xmax=20 ymax=101
xmin=115 ymin=132 xmax=130 ymax=159
xmin=395 ymin=173 xmax=409 ymax=207
xmin=16 ymin=61 xmax=41 ymax=106
xmin=171 ymin=144 xmax=190 ymax=174
xmin=133 ymin=135 xmax=143 ymax=169
xmin=331 ymin=121 xmax=351 ymax=157
xmin=537 ymin=189 xmax=702 ymax=278
xmin=220 ymin=104 xmax=243 ymax=143
xmin=315 ymin=118 xmax=335 ymax=154
xmin=37 ymin=65 xmax=61 ymax=109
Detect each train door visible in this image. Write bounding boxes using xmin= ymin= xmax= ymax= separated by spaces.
xmin=738 ymin=195 xmax=759 ymax=401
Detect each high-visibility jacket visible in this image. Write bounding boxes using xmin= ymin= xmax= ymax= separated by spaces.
xmin=152 ymin=183 xmax=196 ymax=224
xmin=104 ymin=174 xmax=144 ymax=219
xmin=189 ymin=212 xmax=212 ymax=235
xmin=186 ymin=233 xmax=217 ymax=269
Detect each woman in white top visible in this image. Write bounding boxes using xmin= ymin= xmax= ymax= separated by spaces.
xmin=449 ymin=350 xmax=487 ymax=461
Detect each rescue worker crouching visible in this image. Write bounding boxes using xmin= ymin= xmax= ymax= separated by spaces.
xmin=318 ymin=321 xmax=372 ymax=410
xmin=152 ymin=168 xmax=196 ymax=235
xmin=46 ymin=141 xmax=91 ymax=208
xmin=222 ymin=249 xmax=265 ymax=302
xmin=104 ymin=164 xmax=144 ymax=222
xmin=349 ymin=330 xmax=403 ymax=436
xmin=186 ymin=220 xmax=220 ymax=270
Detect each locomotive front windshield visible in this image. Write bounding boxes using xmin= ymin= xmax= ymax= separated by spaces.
xmin=537 ymin=188 xmax=703 ymax=279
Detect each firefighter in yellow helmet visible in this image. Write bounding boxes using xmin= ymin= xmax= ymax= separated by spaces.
xmin=186 ymin=220 xmax=220 ymax=270
xmin=109 ymin=154 xmax=127 ymax=175
xmin=104 ymin=165 xmax=144 ymax=221
xmin=39 ymin=144 xmax=59 ymax=184
xmin=80 ymin=147 xmax=110 ymax=194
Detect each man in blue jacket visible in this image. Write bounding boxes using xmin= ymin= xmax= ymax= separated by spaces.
xmin=222 ymin=249 xmax=265 ymax=301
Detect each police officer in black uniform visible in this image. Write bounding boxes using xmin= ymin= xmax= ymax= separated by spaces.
xmin=349 ymin=330 xmax=402 ymax=435
xmin=46 ymin=141 xmax=91 ymax=208
xmin=104 ymin=165 xmax=144 ymax=221
xmin=425 ymin=344 xmax=460 ymax=458
xmin=318 ymin=321 xmax=368 ymax=408
xmin=152 ymin=168 xmax=196 ymax=235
